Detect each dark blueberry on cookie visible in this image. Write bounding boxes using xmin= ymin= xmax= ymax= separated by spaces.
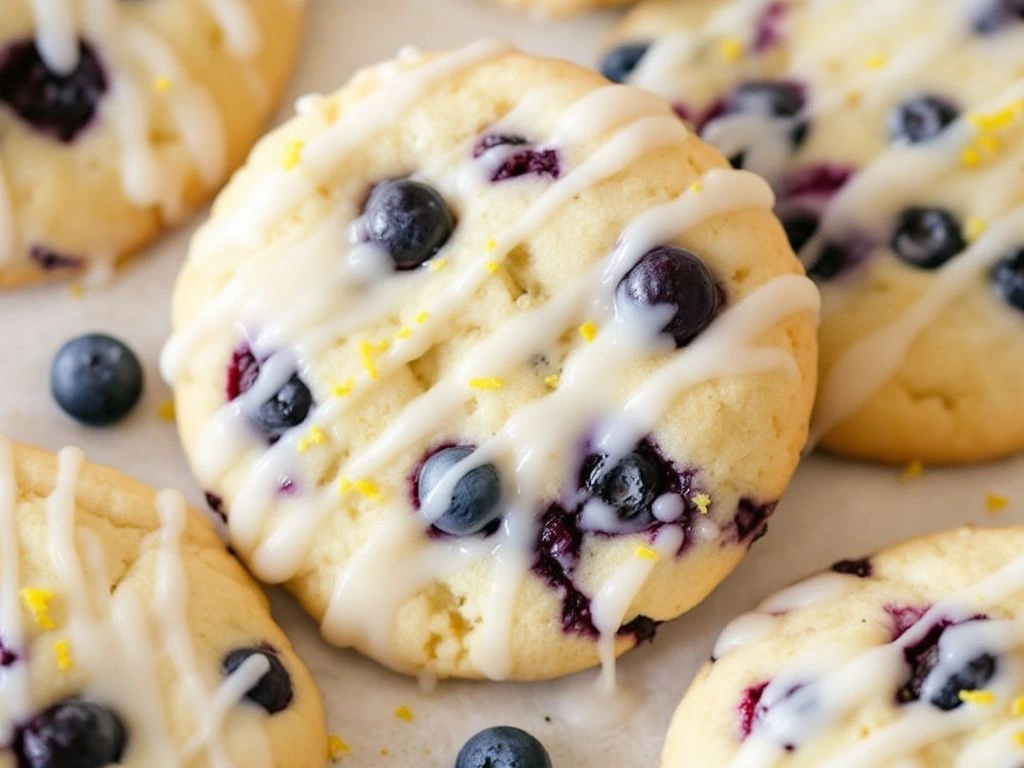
xmin=223 ymin=647 xmax=294 ymax=714
xmin=364 ymin=180 xmax=455 ymax=270
xmin=617 ymin=246 xmax=721 ymax=347
xmin=830 ymin=557 xmax=872 ymax=578
xmin=889 ymin=95 xmax=959 ymax=144
xmin=418 ymin=446 xmax=503 ymax=536
xmin=927 ymin=654 xmax=998 ymax=711
xmin=891 ymin=207 xmax=965 ymax=269
xmin=51 ymin=334 xmax=144 ymax=426
xmin=713 ymin=81 xmax=809 ymax=150
xmin=456 ymin=726 xmax=553 ymax=768
xmin=974 ymin=0 xmax=1024 ymax=34
xmin=582 ymin=451 xmax=665 ymax=530
xmin=896 ymin=618 xmax=993 ymax=709
xmin=600 ymin=42 xmax=650 ymax=84
xmin=15 ymin=699 xmax=127 ymax=768
xmin=253 ymin=374 xmax=314 ymax=441
xmin=491 ymin=149 xmax=561 ymax=183
xmin=29 ymin=245 xmax=83 ymax=272
xmin=807 ymin=242 xmax=858 ymax=281
xmin=0 ymin=40 xmax=108 ymax=143
xmin=781 ymin=212 xmax=819 ymax=254
xmin=992 ymin=247 xmax=1024 ymax=311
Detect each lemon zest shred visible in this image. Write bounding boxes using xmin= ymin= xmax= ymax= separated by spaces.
xmin=332 ymin=379 xmax=355 ymax=398
xmin=544 ymin=373 xmax=560 ymax=389
xmin=634 ymin=545 xmax=660 ymax=562
xmin=693 ymin=493 xmax=712 ymax=515
xmin=282 ymin=140 xmax=304 ymax=171
xmin=900 ymin=460 xmax=924 ymax=482
xmin=986 ymin=492 xmax=1010 ymax=514
xmin=21 ymin=588 xmax=57 ymax=630
xmin=394 ymin=705 xmax=414 ymax=722
xmin=578 ymin=321 xmax=598 ymax=343
xmin=468 ymin=377 xmax=504 ymax=391
xmin=327 ymin=735 xmax=351 ymax=760
xmin=958 ymin=689 xmax=995 ymax=706
xmin=54 ymin=640 xmax=73 ymax=671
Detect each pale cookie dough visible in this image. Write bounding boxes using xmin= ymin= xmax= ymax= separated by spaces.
xmin=662 ymin=526 xmax=1024 ymax=768
xmin=0 ymin=0 xmax=303 ymax=289
xmin=0 ymin=438 xmax=326 ymax=768
xmin=607 ymin=0 xmax=1024 ymax=464
xmin=163 ymin=43 xmax=818 ymax=682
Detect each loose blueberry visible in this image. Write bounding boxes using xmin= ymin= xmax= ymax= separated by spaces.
xmin=253 ymin=374 xmax=313 ymax=441
xmin=830 ymin=558 xmax=872 ymax=578
xmin=14 ymin=699 xmax=127 ymax=768
xmin=974 ymin=0 xmax=1024 ymax=34
xmin=50 ymin=334 xmax=143 ymax=426
xmin=992 ymin=247 xmax=1024 ymax=311
xmin=455 ymin=726 xmax=552 ymax=768
xmin=364 ymin=180 xmax=454 ymax=270
xmin=223 ymin=648 xmax=293 ymax=714
xmin=0 ymin=40 xmax=107 ymax=143
xmin=891 ymin=207 xmax=965 ymax=269
xmin=600 ymin=42 xmax=650 ymax=84
xmin=617 ymin=246 xmax=721 ymax=347
xmin=889 ymin=95 xmax=959 ymax=144
xmin=418 ymin=446 xmax=503 ymax=537
xmin=583 ymin=451 xmax=664 ymax=530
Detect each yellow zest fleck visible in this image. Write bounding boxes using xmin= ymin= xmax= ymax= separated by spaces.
xmin=900 ymin=460 xmax=924 ymax=482
xmin=20 ymin=588 xmax=57 ymax=630
xmin=1012 ymin=694 xmax=1024 ymax=717
xmin=414 ymin=311 xmax=430 ymax=325
xmin=54 ymin=640 xmax=73 ymax=671
xmin=154 ymin=76 xmax=172 ymax=93
xmin=578 ymin=321 xmax=598 ymax=343
xmin=468 ymin=377 xmax=503 ymax=391
xmin=359 ymin=341 xmax=379 ymax=381
xmin=693 ymin=493 xmax=711 ymax=516
xmin=986 ymin=492 xmax=1010 ymax=514
xmin=485 ymin=238 xmax=497 ymax=252
xmin=544 ymin=373 xmax=560 ymax=390
xmin=327 ymin=735 xmax=351 ymax=761
xmin=282 ymin=140 xmax=304 ymax=171
xmin=486 ymin=261 xmax=500 ymax=274
xmin=332 ymin=379 xmax=354 ymax=398
xmin=688 ymin=181 xmax=704 ymax=194
xmin=634 ymin=544 xmax=660 ymax=562
xmin=959 ymin=689 xmax=995 ymax=706
xmin=960 ymin=147 xmax=982 ymax=169
xmin=397 ymin=327 xmax=413 ymax=340
xmin=977 ymin=134 xmax=1002 ymax=154
xmin=157 ymin=399 xmax=176 ymax=422
xmin=66 ymin=284 xmax=85 ymax=299
xmin=394 ymin=705 xmax=414 ymax=722
xmin=1015 ymin=731 xmax=1024 ymax=748
xmin=964 ymin=216 xmax=988 ymax=243
xmin=864 ymin=53 xmax=888 ymax=70
xmin=428 ymin=258 xmax=448 ymax=273
xmin=967 ymin=105 xmax=1019 ymax=132
xmin=338 ymin=477 xmax=382 ymax=501
xmin=377 ymin=339 xmax=391 ymax=353
xmin=297 ymin=425 xmax=328 ymax=454
xmin=720 ymin=37 xmax=746 ymax=63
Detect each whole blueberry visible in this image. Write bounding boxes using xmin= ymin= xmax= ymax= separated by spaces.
xmin=51 ymin=334 xmax=144 ymax=426
xmin=992 ymin=247 xmax=1024 ymax=311
xmin=617 ymin=246 xmax=721 ymax=347
xmin=974 ymin=0 xmax=1024 ymax=34
xmin=889 ymin=95 xmax=959 ymax=144
xmin=418 ymin=446 xmax=503 ymax=537
xmin=253 ymin=374 xmax=313 ymax=440
xmin=455 ymin=726 xmax=552 ymax=768
xmin=15 ymin=699 xmax=127 ymax=768
xmin=364 ymin=180 xmax=454 ymax=270
xmin=891 ymin=207 xmax=965 ymax=269
xmin=715 ymin=81 xmax=809 ymax=150
xmin=223 ymin=648 xmax=293 ymax=714
xmin=584 ymin=452 xmax=664 ymax=529
xmin=0 ymin=40 xmax=107 ymax=143
xmin=600 ymin=42 xmax=650 ymax=84
xmin=807 ymin=242 xmax=854 ymax=281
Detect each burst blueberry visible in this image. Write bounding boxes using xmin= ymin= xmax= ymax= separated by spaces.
xmin=617 ymin=246 xmax=721 ymax=347
xmin=455 ymin=726 xmax=553 ymax=768
xmin=418 ymin=446 xmax=502 ymax=536
xmin=891 ymin=207 xmax=965 ymax=269
xmin=992 ymin=247 xmax=1024 ymax=311
xmin=600 ymin=42 xmax=650 ymax=84
xmin=51 ymin=333 xmax=144 ymax=426
xmin=896 ymin=618 xmax=995 ymax=710
xmin=582 ymin=451 xmax=665 ymax=530
xmin=223 ymin=647 xmax=293 ymax=714
xmin=364 ymin=180 xmax=454 ymax=270
xmin=253 ymin=374 xmax=313 ymax=441
xmin=15 ymin=699 xmax=127 ymax=768
xmin=890 ymin=95 xmax=959 ymax=144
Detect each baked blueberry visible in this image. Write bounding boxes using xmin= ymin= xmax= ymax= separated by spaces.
xmin=896 ymin=619 xmax=994 ymax=709
xmin=455 ymin=726 xmax=553 ymax=768
xmin=0 ymin=40 xmax=107 ymax=143
xmin=617 ymin=246 xmax=721 ymax=347
xmin=600 ymin=43 xmax=650 ymax=84
xmin=891 ymin=207 xmax=965 ymax=269
xmin=473 ymin=134 xmax=530 ymax=158
xmin=583 ymin=451 xmax=664 ymax=530
xmin=253 ymin=374 xmax=313 ymax=441
xmin=889 ymin=95 xmax=959 ymax=144
xmin=51 ymin=333 xmax=144 ymax=426
xmin=29 ymin=245 xmax=83 ymax=271
xmin=14 ymin=699 xmax=127 ymax=768
xmin=830 ymin=557 xmax=872 ymax=578
xmin=364 ymin=180 xmax=455 ymax=270
xmin=781 ymin=212 xmax=819 ymax=254
xmin=226 ymin=343 xmax=262 ymax=401
xmin=927 ymin=653 xmax=998 ymax=711
xmin=807 ymin=243 xmax=857 ymax=280
xmin=992 ymin=247 xmax=1024 ymax=311
xmin=491 ymin=149 xmax=560 ymax=182
xmin=713 ymin=81 xmax=809 ymax=150
xmin=417 ymin=446 xmax=503 ymax=536
xmin=223 ymin=647 xmax=293 ymax=714
xmin=974 ymin=0 xmax=1024 ymax=34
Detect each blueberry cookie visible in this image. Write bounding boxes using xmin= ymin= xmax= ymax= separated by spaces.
xmin=163 ymin=43 xmax=818 ymax=682
xmin=607 ymin=0 xmax=1024 ymax=463
xmin=488 ymin=0 xmax=635 ymax=18
xmin=0 ymin=0 xmax=303 ymax=289
xmin=0 ymin=438 xmax=326 ymax=767
xmin=662 ymin=526 xmax=1024 ymax=767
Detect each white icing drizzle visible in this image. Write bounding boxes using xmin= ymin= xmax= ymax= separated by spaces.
xmin=0 ymin=437 xmax=29 ymax=739
xmin=29 ymin=0 xmax=80 ymax=75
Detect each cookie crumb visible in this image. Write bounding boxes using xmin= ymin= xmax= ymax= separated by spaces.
xmin=394 ymin=705 xmax=414 ymax=722
xmin=900 ymin=460 xmax=924 ymax=482
xmin=985 ymin=492 xmax=1010 ymax=514
xmin=327 ymin=735 xmax=351 ymax=761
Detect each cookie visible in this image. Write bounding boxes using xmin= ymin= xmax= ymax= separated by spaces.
xmin=607 ymin=0 xmax=1024 ymax=463
xmin=662 ymin=526 xmax=1024 ymax=767
xmin=0 ymin=438 xmax=326 ymax=767
xmin=0 ymin=0 xmax=303 ymax=289
xmin=488 ymin=0 xmax=635 ymax=18
xmin=162 ymin=42 xmax=818 ymax=682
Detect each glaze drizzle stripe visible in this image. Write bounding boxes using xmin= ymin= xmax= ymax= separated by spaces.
xmin=0 ymin=436 xmax=29 ymax=738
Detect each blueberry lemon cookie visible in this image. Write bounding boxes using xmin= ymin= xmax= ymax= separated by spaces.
xmin=163 ymin=43 xmax=819 ymax=682
xmin=488 ymin=0 xmax=635 ymax=19
xmin=662 ymin=526 xmax=1024 ymax=767
xmin=0 ymin=438 xmax=326 ymax=767
xmin=607 ymin=0 xmax=1024 ymax=463
xmin=0 ymin=0 xmax=303 ymax=289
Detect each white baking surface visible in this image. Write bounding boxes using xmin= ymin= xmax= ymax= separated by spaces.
xmin=2 ymin=1 xmax=1023 ymax=765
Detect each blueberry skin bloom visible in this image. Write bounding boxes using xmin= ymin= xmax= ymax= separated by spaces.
xmin=455 ymin=726 xmax=553 ymax=768
xmin=253 ymin=374 xmax=314 ymax=441
xmin=223 ymin=647 xmax=294 ymax=714
xmin=364 ymin=180 xmax=455 ymax=270
xmin=50 ymin=333 xmax=144 ymax=426
xmin=15 ymin=699 xmax=127 ymax=768
xmin=418 ymin=446 xmax=502 ymax=537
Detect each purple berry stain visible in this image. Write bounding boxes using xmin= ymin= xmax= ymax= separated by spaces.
xmin=753 ymin=2 xmax=788 ymax=52
xmin=737 ymin=681 xmax=769 ymax=739
xmin=0 ymin=636 xmax=18 ymax=667
xmin=205 ymin=492 xmax=227 ymax=523
xmin=733 ymin=499 xmax=777 ymax=544
xmin=29 ymin=245 xmax=83 ymax=271
xmin=474 ymin=134 xmax=561 ymax=182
